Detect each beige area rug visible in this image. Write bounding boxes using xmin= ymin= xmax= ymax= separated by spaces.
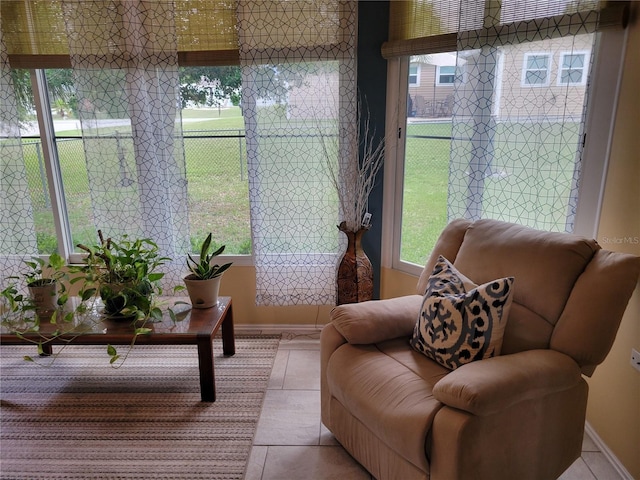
xmin=0 ymin=335 xmax=280 ymax=479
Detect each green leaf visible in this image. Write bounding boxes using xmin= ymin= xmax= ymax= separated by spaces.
xmin=49 ymin=252 xmax=65 ymax=269
xmin=109 ymin=354 xmax=121 ymax=364
xmin=168 ymin=308 xmax=177 ymax=323
xmin=107 ymin=344 xmax=117 ymax=356
xmin=135 ymin=327 xmax=152 ymax=335
xmin=81 ymin=288 xmax=96 ymax=301
xmin=150 ymin=307 xmax=163 ymax=320
xmin=23 ymin=356 xmax=34 ymax=362
xmin=200 ymin=233 xmax=212 ymax=258
xmin=148 ymin=273 xmax=163 ymax=282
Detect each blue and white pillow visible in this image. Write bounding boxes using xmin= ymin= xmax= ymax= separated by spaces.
xmin=410 ymin=256 xmax=514 ymax=370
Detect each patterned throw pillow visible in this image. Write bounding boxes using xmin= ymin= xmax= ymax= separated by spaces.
xmin=410 ymin=256 xmax=514 ymax=370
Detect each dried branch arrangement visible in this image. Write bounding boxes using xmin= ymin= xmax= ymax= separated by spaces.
xmin=320 ymin=101 xmax=386 ymax=232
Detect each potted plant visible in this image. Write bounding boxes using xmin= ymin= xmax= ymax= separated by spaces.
xmin=75 ymin=231 xmax=169 ymax=320
xmin=184 ymin=233 xmax=232 ymax=308
xmin=22 ymin=252 xmax=67 ymax=315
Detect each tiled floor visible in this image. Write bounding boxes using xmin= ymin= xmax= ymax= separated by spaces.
xmin=244 ymin=332 xmax=624 ymax=480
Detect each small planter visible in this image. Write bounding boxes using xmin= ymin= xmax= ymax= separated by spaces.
xmin=183 ymin=274 xmax=222 ymax=309
xmin=27 ymin=279 xmax=58 ymax=315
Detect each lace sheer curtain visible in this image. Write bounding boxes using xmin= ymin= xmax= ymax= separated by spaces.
xmin=448 ymin=0 xmax=600 ymax=232
xmin=0 ymin=28 xmax=37 ymax=280
xmin=61 ymin=0 xmax=189 ymax=287
xmin=237 ymin=0 xmax=358 ymax=306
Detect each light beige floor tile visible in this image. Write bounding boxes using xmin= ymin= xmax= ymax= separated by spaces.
xmin=581 ymin=452 xmax=623 ymax=480
xmin=261 ymin=446 xmax=371 ymax=480
xmin=267 ymin=350 xmax=289 ymax=389
xmin=279 ymin=332 xmax=322 ymax=350
xmin=320 ymin=424 xmax=340 ymax=446
xmin=283 ymin=349 xmax=321 ymax=390
xmin=254 ymin=390 xmax=321 ymax=445
xmin=245 ymin=446 xmax=268 ymax=480
xmin=581 ymin=432 xmax=600 ymax=452
xmin=558 ymin=458 xmax=597 ymax=480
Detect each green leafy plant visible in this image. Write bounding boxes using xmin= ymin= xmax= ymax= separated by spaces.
xmin=75 ymin=230 xmax=169 ymax=320
xmin=2 ymin=234 xmax=185 ymax=367
xmin=22 ymin=252 xmax=66 ymax=287
xmin=186 ymin=233 xmax=232 ymax=280
xmin=73 ymin=231 xmax=174 ymax=364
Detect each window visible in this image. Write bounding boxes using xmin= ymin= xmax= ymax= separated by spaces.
xmin=382 ymin=0 xmax=624 ymax=275
xmin=558 ymin=52 xmax=589 ymax=85
xmin=436 ymin=65 xmax=456 ymax=85
xmin=522 ymin=53 xmax=551 ymax=86
xmin=8 ymin=67 xmax=250 ymax=257
xmin=409 ymin=64 xmax=420 ymax=85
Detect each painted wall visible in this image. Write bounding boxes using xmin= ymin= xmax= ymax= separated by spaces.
xmin=221 ymin=266 xmax=333 ymax=328
xmin=586 ymin=9 xmax=640 ymax=477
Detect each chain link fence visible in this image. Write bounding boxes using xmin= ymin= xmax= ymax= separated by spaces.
xmin=22 ymin=130 xmax=251 ymax=254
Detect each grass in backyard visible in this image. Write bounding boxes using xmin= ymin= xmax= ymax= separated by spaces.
xmin=19 ymin=112 xmax=580 ymax=263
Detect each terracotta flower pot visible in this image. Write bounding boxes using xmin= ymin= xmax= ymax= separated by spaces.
xmin=183 ymin=274 xmax=223 ymax=309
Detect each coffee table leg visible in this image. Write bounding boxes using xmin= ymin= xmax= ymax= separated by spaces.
xmin=197 ymin=335 xmax=216 ymax=402
xmin=222 ymin=304 xmax=235 ymax=357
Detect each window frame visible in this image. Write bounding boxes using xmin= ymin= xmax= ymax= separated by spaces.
xmin=557 ymin=50 xmax=590 ymax=86
xmin=521 ymin=52 xmax=552 ymax=87
xmin=15 ymin=66 xmax=253 ymax=267
xmin=383 ymin=29 xmax=628 ymax=276
xmin=408 ymin=63 xmax=420 ymax=86
xmin=435 ymin=65 xmax=456 ymax=86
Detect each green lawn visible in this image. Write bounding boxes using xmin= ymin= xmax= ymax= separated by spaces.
xmin=24 ymin=107 xmax=251 ymax=254
xmin=22 ymin=113 xmax=580 ymax=265
xmin=401 ymin=123 xmax=451 ymax=266
xmin=400 ymin=120 xmax=580 ymax=266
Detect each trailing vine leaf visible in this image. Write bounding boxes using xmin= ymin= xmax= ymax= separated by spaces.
xmin=107 ymin=344 xmax=117 ymax=357
xmin=150 ymin=307 xmax=163 ymax=321
xmin=135 ymin=327 xmax=152 ymax=335
xmin=23 ymin=356 xmax=34 ymax=362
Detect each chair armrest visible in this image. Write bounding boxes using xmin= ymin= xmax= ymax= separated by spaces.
xmin=330 ymin=295 xmax=423 ymax=344
xmin=432 ymin=349 xmax=582 ymax=416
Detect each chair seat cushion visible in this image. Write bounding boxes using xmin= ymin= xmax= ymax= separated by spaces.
xmin=326 ymin=337 xmax=449 ymax=470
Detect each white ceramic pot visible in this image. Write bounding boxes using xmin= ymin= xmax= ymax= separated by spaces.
xmin=27 ymin=280 xmax=58 ymax=315
xmin=183 ymin=274 xmax=222 ymax=309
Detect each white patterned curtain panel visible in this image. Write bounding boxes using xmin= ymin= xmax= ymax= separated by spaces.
xmin=60 ymin=0 xmax=190 ymax=288
xmin=237 ymin=0 xmax=358 ymax=306
xmin=0 ymin=27 xmax=38 ymax=280
xmin=447 ymin=0 xmax=600 ymax=232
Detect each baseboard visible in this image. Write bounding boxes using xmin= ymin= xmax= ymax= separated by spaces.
xmin=235 ymin=323 xmax=325 ymax=335
xmin=584 ymin=421 xmax=634 ymax=480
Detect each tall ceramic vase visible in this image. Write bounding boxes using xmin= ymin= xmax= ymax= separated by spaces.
xmin=336 ymin=222 xmax=373 ymax=305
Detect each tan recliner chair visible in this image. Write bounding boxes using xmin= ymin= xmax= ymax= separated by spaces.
xmin=321 ymin=219 xmax=640 ymax=480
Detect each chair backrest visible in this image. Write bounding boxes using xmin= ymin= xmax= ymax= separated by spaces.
xmin=417 ymin=219 xmax=640 ymax=376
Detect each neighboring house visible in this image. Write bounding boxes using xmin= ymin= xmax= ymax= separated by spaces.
xmin=409 ymin=34 xmax=592 ymax=120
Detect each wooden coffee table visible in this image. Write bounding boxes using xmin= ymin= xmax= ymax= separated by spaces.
xmin=0 ymin=296 xmax=235 ymax=402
